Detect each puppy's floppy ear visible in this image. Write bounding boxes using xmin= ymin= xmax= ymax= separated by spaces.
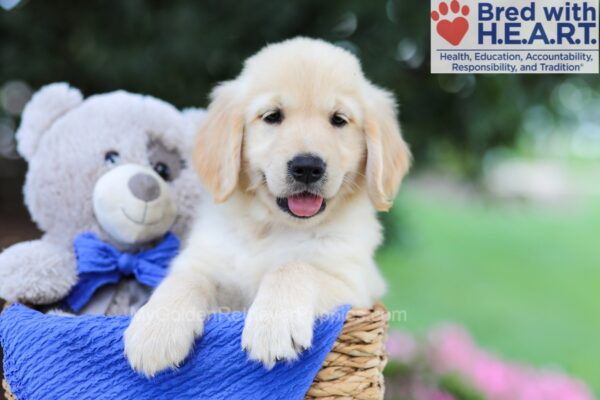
xmin=193 ymin=81 xmax=244 ymax=203
xmin=363 ymin=84 xmax=411 ymax=212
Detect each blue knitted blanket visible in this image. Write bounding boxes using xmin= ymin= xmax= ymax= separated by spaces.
xmin=0 ymin=304 xmax=350 ymax=400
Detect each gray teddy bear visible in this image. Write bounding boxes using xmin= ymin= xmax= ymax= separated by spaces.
xmin=0 ymin=83 xmax=204 ymax=315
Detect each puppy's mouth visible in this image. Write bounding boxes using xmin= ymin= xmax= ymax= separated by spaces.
xmin=276 ymin=192 xmax=326 ymax=219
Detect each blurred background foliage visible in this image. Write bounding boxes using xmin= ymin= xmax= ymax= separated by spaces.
xmin=2 ymin=0 xmax=598 ymax=177
xmin=1 ymin=0 xmax=599 ymax=397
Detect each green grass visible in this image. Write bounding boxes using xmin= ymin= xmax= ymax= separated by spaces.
xmin=377 ymin=186 xmax=600 ymax=391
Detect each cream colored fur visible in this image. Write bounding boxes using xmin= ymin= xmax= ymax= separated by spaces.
xmin=124 ymin=37 xmax=411 ymax=376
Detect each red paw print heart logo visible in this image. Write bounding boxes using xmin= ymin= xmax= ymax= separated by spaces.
xmin=431 ymin=0 xmax=470 ymax=46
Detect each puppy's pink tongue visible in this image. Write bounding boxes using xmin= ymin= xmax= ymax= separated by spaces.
xmin=287 ymin=194 xmax=323 ymax=217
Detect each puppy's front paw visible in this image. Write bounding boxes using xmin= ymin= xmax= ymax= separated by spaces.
xmin=241 ymin=304 xmax=314 ymax=368
xmin=124 ymin=304 xmax=203 ymax=377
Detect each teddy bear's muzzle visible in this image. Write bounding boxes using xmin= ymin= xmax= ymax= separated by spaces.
xmin=92 ymin=164 xmax=178 ymax=246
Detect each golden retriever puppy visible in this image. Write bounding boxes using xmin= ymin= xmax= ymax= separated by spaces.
xmin=124 ymin=37 xmax=411 ymax=376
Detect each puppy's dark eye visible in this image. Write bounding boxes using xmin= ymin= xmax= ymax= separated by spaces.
xmin=330 ymin=113 xmax=348 ymax=128
xmin=153 ymin=162 xmax=171 ymax=181
xmin=104 ymin=151 xmax=120 ymax=164
xmin=263 ymin=109 xmax=283 ymax=124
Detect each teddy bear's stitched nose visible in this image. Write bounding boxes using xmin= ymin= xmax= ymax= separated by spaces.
xmin=128 ymin=172 xmax=161 ymax=202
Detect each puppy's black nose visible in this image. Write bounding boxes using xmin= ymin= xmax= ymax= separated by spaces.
xmin=288 ymin=154 xmax=326 ymax=184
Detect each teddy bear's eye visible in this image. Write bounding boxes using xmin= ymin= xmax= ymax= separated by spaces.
xmin=153 ymin=162 xmax=171 ymax=181
xmin=104 ymin=151 xmax=120 ymax=164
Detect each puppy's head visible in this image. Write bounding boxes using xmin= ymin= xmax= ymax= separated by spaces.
xmin=194 ymin=38 xmax=410 ymax=225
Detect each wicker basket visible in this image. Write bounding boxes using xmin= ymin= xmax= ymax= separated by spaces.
xmin=1 ymin=303 xmax=388 ymax=400
xmin=306 ymin=303 xmax=388 ymax=400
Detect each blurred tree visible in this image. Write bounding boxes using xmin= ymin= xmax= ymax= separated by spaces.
xmin=3 ymin=0 xmax=595 ymax=170
xmin=0 ymin=0 xmax=597 ymax=219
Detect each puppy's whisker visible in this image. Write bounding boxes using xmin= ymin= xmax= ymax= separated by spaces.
xmin=246 ymin=172 xmax=268 ymax=192
xmin=341 ymin=173 xmax=362 ymax=193
xmin=352 ymin=170 xmax=368 ymax=180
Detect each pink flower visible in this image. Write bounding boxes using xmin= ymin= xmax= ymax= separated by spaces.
xmin=432 ymin=391 xmax=456 ymax=400
xmin=386 ymin=330 xmax=418 ymax=363
xmin=426 ymin=323 xmax=595 ymax=400
xmin=412 ymin=384 xmax=455 ymax=400
xmin=517 ymin=371 xmax=595 ymax=400
xmin=428 ymin=323 xmax=477 ymax=373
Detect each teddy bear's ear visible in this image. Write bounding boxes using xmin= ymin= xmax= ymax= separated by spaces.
xmin=181 ymin=107 xmax=208 ymax=146
xmin=182 ymin=108 xmax=207 ymax=132
xmin=16 ymin=83 xmax=83 ymax=161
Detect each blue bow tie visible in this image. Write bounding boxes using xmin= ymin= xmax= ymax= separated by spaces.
xmin=65 ymin=232 xmax=180 ymax=312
